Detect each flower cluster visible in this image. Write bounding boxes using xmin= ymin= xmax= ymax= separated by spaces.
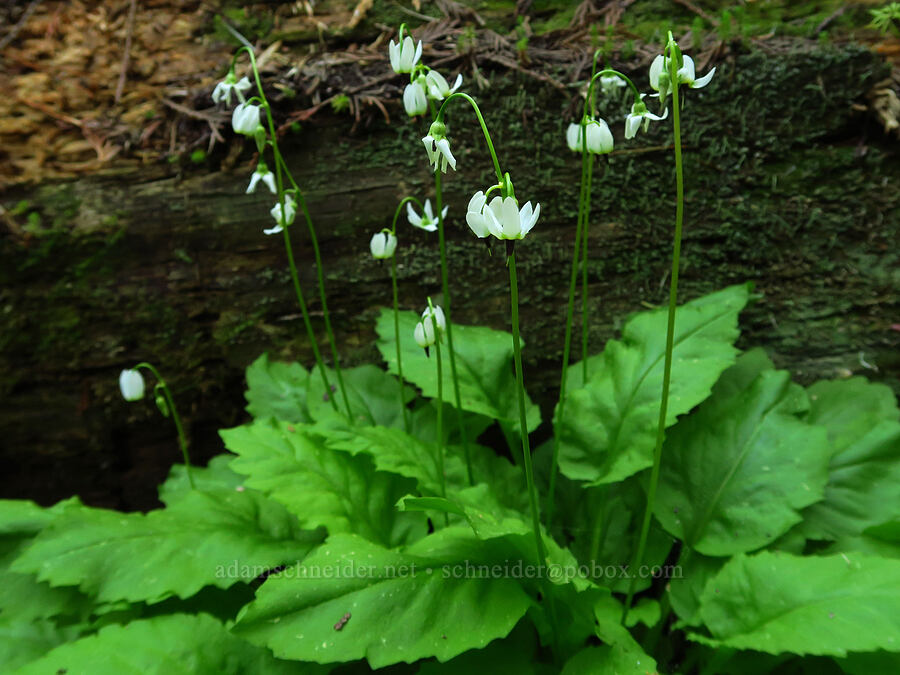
xmin=566 ymin=50 xmax=714 ymax=154
xmin=466 ymin=191 xmax=540 ymax=241
xmin=212 ymin=68 xmax=305 ymax=236
xmin=390 ymin=31 xmax=463 ymax=118
xmin=414 ymin=304 xmax=446 ymax=350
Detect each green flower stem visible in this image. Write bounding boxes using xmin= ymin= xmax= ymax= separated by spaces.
xmin=134 ymin=362 xmax=194 ymax=489
xmin=623 ymin=35 xmax=685 ymax=625
xmin=579 ymin=153 xmax=594 ymax=383
xmin=433 ymin=168 xmax=474 ymax=485
xmin=230 ymin=45 xmax=338 ymax=412
xmin=544 ymin=137 xmax=588 ymax=529
xmin=434 ymin=330 xmax=446 ymax=500
xmin=437 ymin=93 xmax=504 ymax=184
xmin=276 ymin=157 xmax=352 ymax=420
xmin=388 ymin=197 xmax=427 ymax=434
xmin=430 ymin=92 xmax=507 ymax=486
xmin=509 ymin=252 xmax=560 ymax=657
xmin=391 ymin=254 xmax=409 ymax=433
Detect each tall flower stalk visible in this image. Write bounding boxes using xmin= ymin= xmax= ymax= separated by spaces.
xmin=546 ymin=63 xmax=643 ymax=529
xmin=623 ymin=32 xmax=689 ymax=624
xmin=224 ymin=42 xmax=352 ymax=420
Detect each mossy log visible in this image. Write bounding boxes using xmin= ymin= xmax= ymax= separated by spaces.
xmin=2 ymin=43 xmax=898 ymax=510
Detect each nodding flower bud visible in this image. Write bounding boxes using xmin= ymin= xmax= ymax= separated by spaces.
xmin=119 ymin=369 xmax=145 ymax=402
xmin=369 ymin=230 xmax=398 ymax=259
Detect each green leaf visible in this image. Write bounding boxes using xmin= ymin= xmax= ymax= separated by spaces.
xmin=234 ymin=531 xmax=532 ymax=669
xmin=307 ymin=364 xmax=414 ymax=428
xmin=557 ymin=284 xmax=750 ymax=485
xmin=798 ymin=378 xmax=900 ymax=540
xmin=221 ymin=420 xmax=426 ymax=547
xmin=12 ymin=489 xmax=319 ymax=604
xmin=158 ymin=454 xmax=244 ymax=506
xmin=696 ymin=551 xmax=900 ymax=656
xmin=654 ymin=360 xmax=830 ymax=555
xmin=667 ymin=552 xmax=726 ymax=628
xmin=0 ymin=498 xmax=92 ymax=622
xmin=376 ymin=309 xmax=541 ymax=432
xmin=0 ymin=618 xmax=82 ymax=672
xmin=561 ymin=644 xmax=658 ymax=675
xmin=245 ymin=353 xmax=311 ymax=423
xmin=416 ymin=622 xmax=552 ymax=674
xmin=14 ymin=613 xmax=327 ymax=675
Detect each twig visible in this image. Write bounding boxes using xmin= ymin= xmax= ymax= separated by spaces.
xmin=483 ymin=52 xmax=568 ymax=94
xmin=672 ymin=0 xmax=718 ymax=26
xmin=0 ymin=0 xmax=43 ymax=52
xmin=813 ymin=6 xmax=846 ymax=37
xmin=115 ymin=0 xmax=139 ymax=104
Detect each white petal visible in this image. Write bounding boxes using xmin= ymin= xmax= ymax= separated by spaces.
xmin=449 ymin=73 xmax=463 ymax=94
xmin=389 ymin=40 xmax=400 ymax=72
xmin=246 ymin=172 xmax=261 ymax=193
xmin=212 ymin=81 xmax=227 ymax=104
xmin=440 ymin=205 xmax=449 ymax=220
xmin=525 ymin=202 xmax=540 ymax=234
xmin=263 ymin=225 xmax=283 ymax=235
xmin=466 ymin=212 xmax=489 ymax=238
xmin=436 ymin=139 xmax=456 ymax=171
xmin=692 ymin=66 xmax=716 ymax=89
xmin=624 ymin=114 xmax=640 ymax=140
xmin=467 ymin=190 xmax=486 ymax=214
xmin=500 ymin=197 xmax=520 ymax=237
xmin=649 ymin=55 xmax=664 ymax=90
xmin=406 ymin=202 xmax=422 ymax=227
xmin=262 ymin=172 xmax=277 ymax=194
xmin=678 ymin=55 xmax=696 ymax=83
xmin=370 ymin=232 xmax=385 ymax=257
xmin=566 ymin=123 xmax=581 ymax=152
xmin=413 ymin=40 xmax=422 ymax=68
xmin=423 ymin=199 xmax=434 ymax=220
xmin=484 ymin=202 xmax=504 ymax=239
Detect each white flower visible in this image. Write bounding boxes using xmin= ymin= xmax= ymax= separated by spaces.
xmin=599 ymin=74 xmax=626 ymax=96
xmin=465 ymin=191 xmax=491 ymax=238
xmin=624 ymin=95 xmax=668 ymax=139
xmin=119 ymin=369 xmax=145 ymax=402
xmin=480 ymin=195 xmax=540 ymax=240
xmin=403 ymin=80 xmax=427 ymax=116
xmin=389 ymin=35 xmax=423 ymax=74
xmin=246 ymin=164 xmax=277 ymax=194
xmin=407 ymin=199 xmax=447 ymax=232
xmin=212 ymin=73 xmax=252 ymax=106
xmin=370 ymin=231 xmax=398 ymax=259
xmin=649 ymin=54 xmax=715 ymax=100
xmin=232 ymin=102 xmax=263 ymax=136
xmin=414 ymin=305 xmax=446 ymax=348
xmin=566 ymin=117 xmax=614 ymax=154
xmin=266 ymin=195 xmax=296 ymax=235
xmin=425 ymin=70 xmax=463 ymax=100
xmin=422 ymin=134 xmax=456 ymax=173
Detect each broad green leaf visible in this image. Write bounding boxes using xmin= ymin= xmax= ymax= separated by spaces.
xmin=406 ymin=400 xmax=493 ymax=447
xmin=315 ymin=418 xmax=448 ymax=495
xmin=245 ymin=353 xmax=311 ymax=423
xmin=696 ymin=551 xmax=900 ymax=656
xmin=798 ymin=378 xmax=900 ymax=540
xmin=557 ymin=480 xmax=672 ymax=594
xmin=307 ymin=364 xmax=414 ymax=428
xmin=158 ymin=454 xmax=244 ymax=506
xmin=667 ymin=552 xmax=726 ymax=628
xmin=0 ymin=618 xmax=82 ymax=672
xmin=561 ymin=644 xmax=658 ymax=675
xmin=0 ymin=498 xmax=92 ymax=621
xmin=655 ymin=360 xmax=830 ymax=555
xmin=557 ymin=284 xmax=750 ymax=485
xmin=221 ymin=420 xmax=426 ymax=547
xmin=234 ymin=531 xmax=532 ymax=668
xmin=416 ymin=622 xmax=552 ymax=674
xmin=376 ymin=309 xmax=541 ymax=432
xmin=14 ymin=613 xmax=326 ymax=675
xmin=12 ymin=489 xmax=319 ymax=604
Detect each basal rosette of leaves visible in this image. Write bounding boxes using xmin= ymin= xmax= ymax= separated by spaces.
xmin=3 ymin=283 xmax=900 ymax=673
